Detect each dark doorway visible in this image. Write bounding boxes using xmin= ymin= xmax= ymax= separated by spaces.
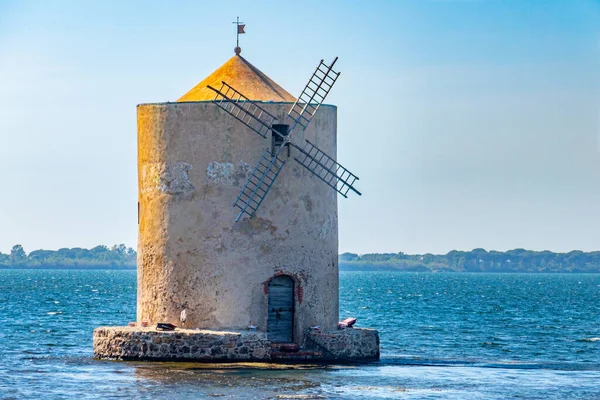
xmin=267 ymin=275 xmax=294 ymax=343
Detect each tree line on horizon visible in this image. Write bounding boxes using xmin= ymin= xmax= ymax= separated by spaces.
xmin=0 ymin=244 xmax=136 ymax=269
xmin=339 ymin=248 xmax=600 ymax=273
xmin=1 ymin=245 xmax=599 ymax=272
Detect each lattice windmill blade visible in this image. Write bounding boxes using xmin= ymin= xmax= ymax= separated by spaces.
xmin=287 ymin=57 xmax=341 ymax=134
xmin=233 ymin=147 xmax=287 ymax=222
xmin=207 ymin=81 xmax=279 ymax=139
xmin=290 ymin=140 xmax=361 ymax=198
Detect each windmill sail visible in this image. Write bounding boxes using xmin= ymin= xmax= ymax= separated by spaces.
xmin=233 ymin=147 xmax=287 ymax=222
xmin=207 ymin=81 xmax=278 ymax=138
xmin=208 ymin=57 xmax=360 ymax=221
xmin=291 ymin=140 xmax=361 ymax=198
xmin=287 ymin=57 xmax=341 ymax=133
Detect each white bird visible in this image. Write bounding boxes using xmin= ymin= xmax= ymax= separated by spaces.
xmin=180 ymin=309 xmax=187 ymax=328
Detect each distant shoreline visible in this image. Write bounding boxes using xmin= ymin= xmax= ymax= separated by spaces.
xmin=338 ymin=265 xmax=600 ymax=273
xmin=339 ymin=249 xmax=600 ymax=273
xmin=0 ymin=265 xmax=136 ymax=270
xmin=2 ymin=246 xmax=599 ymax=273
xmin=2 ymin=265 xmax=599 ymax=274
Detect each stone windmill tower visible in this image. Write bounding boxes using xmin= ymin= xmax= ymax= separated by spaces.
xmin=95 ymin=44 xmax=379 ymax=362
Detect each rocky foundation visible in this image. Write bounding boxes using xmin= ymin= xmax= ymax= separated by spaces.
xmin=93 ymin=327 xmax=379 ymax=363
xmin=305 ymin=328 xmax=380 ymax=361
xmin=93 ymin=327 xmax=271 ymax=361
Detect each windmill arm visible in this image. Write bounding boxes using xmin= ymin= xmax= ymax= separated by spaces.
xmin=290 ymin=140 xmax=361 ymax=198
xmin=287 ymin=57 xmax=341 ymax=135
xmin=233 ymin=146 xmax=287 ymax=222
xmin=207 ymin=82 xmax=278 ymax=139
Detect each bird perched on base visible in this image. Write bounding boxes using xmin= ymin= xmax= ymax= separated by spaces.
xmin=180 ymin=309 xmax=187 ymax=328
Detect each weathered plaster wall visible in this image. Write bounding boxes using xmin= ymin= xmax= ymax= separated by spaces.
xmin=137 ymin=102 xmax=339 ymax=343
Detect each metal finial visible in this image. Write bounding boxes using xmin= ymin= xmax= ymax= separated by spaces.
xmin=232 ymin=17 xmax=245 ymax=55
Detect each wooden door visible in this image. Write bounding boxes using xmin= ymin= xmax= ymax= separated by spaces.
xmin=267 ymin=276 xmax=294 ymax=343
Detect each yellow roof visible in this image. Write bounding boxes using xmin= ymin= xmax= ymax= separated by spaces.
xmin=177 ymin=55 xmax=296 ymax=102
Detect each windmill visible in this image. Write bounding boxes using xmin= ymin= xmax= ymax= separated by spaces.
xmin=207 ymin=57 xmax=361 ymax=222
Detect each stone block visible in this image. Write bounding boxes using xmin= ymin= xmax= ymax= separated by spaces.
xmin=93 ymin=327 xmax=272 ymax=362
xmin=304 ymin=328 xmax=380 ymax=362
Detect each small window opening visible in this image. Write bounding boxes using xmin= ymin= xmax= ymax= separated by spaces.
xmin=271 ymin=124 xmax=290 ymax=157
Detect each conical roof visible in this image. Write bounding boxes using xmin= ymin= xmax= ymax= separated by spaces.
xmin=177 ymin=55 xmax=296 ymax=102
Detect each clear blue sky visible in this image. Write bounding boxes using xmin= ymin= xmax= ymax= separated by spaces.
xmin=1 ymin=0 xmax=599 ymax=255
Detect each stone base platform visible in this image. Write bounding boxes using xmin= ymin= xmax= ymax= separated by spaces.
xmin=305 ymin=328 xmax=380 ymax=362
xmin=93 ymin=327 xmax=271 ymax=361
xmin=93 ymin=326 xmax=379 ymax=363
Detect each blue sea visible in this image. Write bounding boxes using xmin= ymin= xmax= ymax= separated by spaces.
xmin=0 ymin=270 xmax=599 ymax=399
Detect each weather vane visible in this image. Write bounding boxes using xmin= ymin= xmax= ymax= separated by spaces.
xmin=232 ymin=16 xmax=245 ymax=55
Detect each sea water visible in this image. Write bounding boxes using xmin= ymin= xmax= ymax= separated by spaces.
xmin=0 ymin=270 xmax=598 ymax=399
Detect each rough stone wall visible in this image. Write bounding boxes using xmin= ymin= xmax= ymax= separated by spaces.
xmin=94 ymin=327 xmax=271 ymax=361
xmin=93 ymin=327 xmax=380 ymax=363
xmin=137 ymin=102 xmax=339 ymax=343
xmin=305 ymin=328 xmax=380 ymax=361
